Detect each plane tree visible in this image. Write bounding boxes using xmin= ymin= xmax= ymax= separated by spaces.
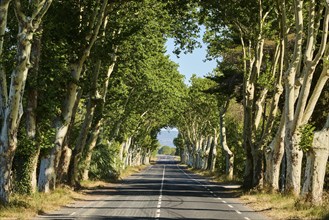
xmin=175 ymin=76 xmax=219 ymax=169
xmin=0 ymin=0 xmax=53 ymax=204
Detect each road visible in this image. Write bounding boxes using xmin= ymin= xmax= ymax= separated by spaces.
xmin=36 ymin=155 xmax=268 ymax=219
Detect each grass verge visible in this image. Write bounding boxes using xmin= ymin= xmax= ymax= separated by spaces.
xmin=0 ymin=187 xmax=84 ymax=219
xmin=241 ymin=190 xmax=329 ymax=220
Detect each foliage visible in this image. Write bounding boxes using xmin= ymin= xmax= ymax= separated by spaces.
xmin=89 ymin=141 xmax=121 ymax=181
xmin=299 ymin=124 xmax=316 ymax=153
xmin=158 ymin=146 xmax=176 ymax=155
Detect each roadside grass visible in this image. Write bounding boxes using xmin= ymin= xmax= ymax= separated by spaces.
xmin=81 ymin=164 xmax=148 ymax=189
xmin=119 ymin=164 xmax=148 ymax=179
xmin=188 ymin=168 xmax=242 ymax=185
xmin=188 ymin=168 xmax=329 ymax=220
xmin=241 ymin=190 xmax=329 ymax=220
xmin=0 ymin=187 xmax=84 ymax=219
xmin=0 ymin=164 xmax=150 ymax=219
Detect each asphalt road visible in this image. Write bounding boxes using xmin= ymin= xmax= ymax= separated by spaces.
xmin=35 ymin=155 xmax=269 ymax=220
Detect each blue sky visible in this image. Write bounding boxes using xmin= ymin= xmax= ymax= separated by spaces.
xmin=165 ymin=37 xmax=218 ymax=85
xmin=159 ymin=29 xmax=218 ymax=145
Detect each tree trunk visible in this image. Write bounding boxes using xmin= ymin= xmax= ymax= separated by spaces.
xmin=0 ymin=0 xmax=10 ymax=117
xmin=283 ymin=0 xmax=304 ymax=196
xmin=24 ymin=25 xmax=42 ymax=194
xmin=38 ymin=0 xmax=107 ymax=192
xmin=210 ymin=133 xmax=217 ymax=172
xmin=57 ymin=145 xmax=72 ymax=184
xmin=285 ymin=132 xmax=303 ymax=195
xmin=301 ymin=117 xmax=329 ymax=205
xmin=265 ymin=115 xmax=285 ymax=191
xmin=69 ymin=61 xmax=100 ymax=187
xmin=80 ymin=59 xmax=117 ymax=180
xmin=206 ymin=136 xmax=215 ymax=171
xmin=81 ymin=121 xmax=102 ymax=181
xmin=0 ymin=36 xmax=33 ymax=202
xmin=0 ymin=0 xmax=52 ymax=200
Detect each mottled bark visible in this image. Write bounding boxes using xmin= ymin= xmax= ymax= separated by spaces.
xmin=0 ymin=0 xmax=10 ymax=119
xmin=283 ymin=0 xmax=304 ymax=196
xmin=57 ymin=145 xmax=72 ymax=184
xmin=265 ymin=114 xmax=285 ymax=191
xmin=24 ymin=25 xmax=42 ymax=194
xmin=301 ymin=126 xmax=329 ymax=205
xmin=284 ymin=0 xmax=328 ymax=195
xmin=38 ymin=0 xmax=108 ymax=192
xmin=0 ymin=0 xmax=52 ymax=203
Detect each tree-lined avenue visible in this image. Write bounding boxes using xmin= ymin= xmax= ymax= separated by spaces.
xmin=35 ymin=155 xmax=268 ymax=219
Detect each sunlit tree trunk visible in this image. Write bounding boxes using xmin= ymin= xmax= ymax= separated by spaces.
xmin=283 ymin=0 xmax=304 ymax=196
xmin=10 ymin=23 xmax=42 ymax=195
xmin=0 ymin=0 xmax=52 ymax=203
xmin=284 ymin=0 xmax=328 ymax=196
xmin=263 ymin=0 xmax=286 ymax=191
xmin=301 ymin=116 xmax=329 ymax=205
xmin=265 ymin=114 xmax=285 ymax=191
xmin=220 ymin=99 xmax=234 ymax=179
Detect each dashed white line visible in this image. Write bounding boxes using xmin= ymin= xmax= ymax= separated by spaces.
xmin=177 ymin=165 xmax=250 ymax=220
xmin=155 ymin=165 xmax=165 ymax=219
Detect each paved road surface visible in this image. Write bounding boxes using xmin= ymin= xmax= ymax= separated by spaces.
xmin=35 ymin=155 xmax=268 ymax=219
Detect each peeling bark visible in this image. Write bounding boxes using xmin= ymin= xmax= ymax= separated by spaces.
xmin=0 ymin=0 xmax=52 ymax=203
xmin=265 ymin=114 xmax=285 ymax=191
xmin=301 ymin=122 xmax=329 ymax=205
xmin=0 ymin=0 xmax=10 ymax=119
xmin=284 ymin=0 xmax=328 ymax=196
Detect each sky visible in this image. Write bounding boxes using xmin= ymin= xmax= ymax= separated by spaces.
xmin=157 ymin=128 xmax=178 ymax=148
xmin=158 ymin=32 xmax=218 ymax=146
xmin=165 ymin=37 xmax=218 ymax=85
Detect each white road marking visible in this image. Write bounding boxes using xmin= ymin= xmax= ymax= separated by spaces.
xmin=176 ymin=164 xmax=249 ymax=220
xmin=155 ymin=165 xmax=166 ymax=219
